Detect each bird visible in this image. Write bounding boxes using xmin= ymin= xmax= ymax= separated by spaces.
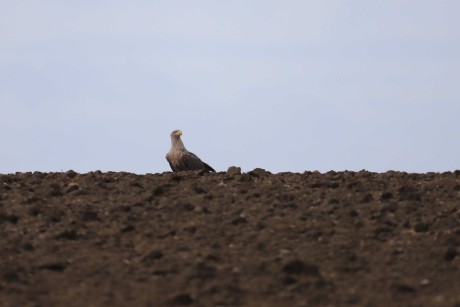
xmin=166 ymin=129 xmax=216 ymax=172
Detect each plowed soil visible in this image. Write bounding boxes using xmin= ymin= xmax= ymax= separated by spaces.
xmin=1 ymin=169 xmax=460 ymax=306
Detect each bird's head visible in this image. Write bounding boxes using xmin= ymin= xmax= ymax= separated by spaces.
xmin=171 ymin=129 xmax=183 ymax=139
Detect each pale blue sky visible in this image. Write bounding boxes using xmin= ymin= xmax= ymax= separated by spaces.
xmin=1 ymin=1 xmax=459 ymax=174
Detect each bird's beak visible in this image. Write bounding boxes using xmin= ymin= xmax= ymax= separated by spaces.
xmin=175 ymin=130 xmax=183 ymax=136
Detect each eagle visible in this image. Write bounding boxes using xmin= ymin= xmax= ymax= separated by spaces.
xmin=166 ymin=129 xmax=216 ymax=172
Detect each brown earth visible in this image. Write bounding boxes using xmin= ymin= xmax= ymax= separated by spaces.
xmin=1 ymin=169 xmax=460 ymax=307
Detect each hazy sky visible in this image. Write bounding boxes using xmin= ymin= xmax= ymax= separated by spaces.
xmin=1 ymin=1 xmax=459 ymax=174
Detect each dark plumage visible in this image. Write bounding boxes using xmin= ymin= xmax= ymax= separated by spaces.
xmin=166 ymin=129 xmax=215 ymax=172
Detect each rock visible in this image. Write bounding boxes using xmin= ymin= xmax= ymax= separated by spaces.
xmin=66 ymin=170 xmax=78 ymax=178
xmin=248 ymin=168 xmax=271 ymax=177
xmin=226 ymin=166 xmax=241 ymax=176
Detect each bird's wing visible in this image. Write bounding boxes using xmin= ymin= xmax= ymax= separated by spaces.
xmin=202 ymin=161 xmax=216 ymax=172
xmin=165 ymin=153 xmax=178 ymax=172
xmin=185 ymin=151 xmax=215 ymax=172
xmin=181 ymin=151 xmax=208 ymax=170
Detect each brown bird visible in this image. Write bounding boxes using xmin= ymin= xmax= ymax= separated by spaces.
xmin=166 ymin=129 xmax=216 ymax=172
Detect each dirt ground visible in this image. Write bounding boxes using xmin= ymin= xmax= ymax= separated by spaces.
xmin=1 ymin=168 xmax=459 ymax=306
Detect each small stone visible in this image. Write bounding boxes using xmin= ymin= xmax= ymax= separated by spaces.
xmin=394 ymin=284 xmax=416 ymax=293
xmin=152 ymin=185 xmax=167 ymax=196
xmin=193 ymin=206 xmax=203 ymax=213
xmin=81 ymin=210 xmax=100 ymax=222
xmin=142 ymin=250 xmax=163 ymax=263
xmin=420 ymin=278 xmax=430 ymax=286
xmin=48 ymin=184 xmax=62 ymax=197
xmin=380 ymin=192 xmax=394 ymax=200
xmin=434 ymin=295 xmax=445 ymax=303
xmin=55 ymin=229 xmax=78 ymax=240
xmin=444 ymin=247 xmax=457 ymax=261
xmin=182 ymin=203 xmax=195 ymax=211
xmin=231 ymin=217 xmax=247 ymax=225
xmin=282 ymin=259 xmax=320 ymax=276
xmin=38 ymin=261 xmax=67 ymax=272
xmin=414 ymin=222 xmax=430 ymax=233
xmin=66 ymin=182 xmax=80 ymax=193
xmin=360 ymin=193 xmax=374 ymax=203
xmin=168 ymin=293 xmax=193 ymax=305
xmin=279 ymin=249 xmax=291 ymax=257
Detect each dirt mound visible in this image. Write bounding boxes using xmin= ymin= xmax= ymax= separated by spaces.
xmin=1 ymin=169 xmax=460 ymax=306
